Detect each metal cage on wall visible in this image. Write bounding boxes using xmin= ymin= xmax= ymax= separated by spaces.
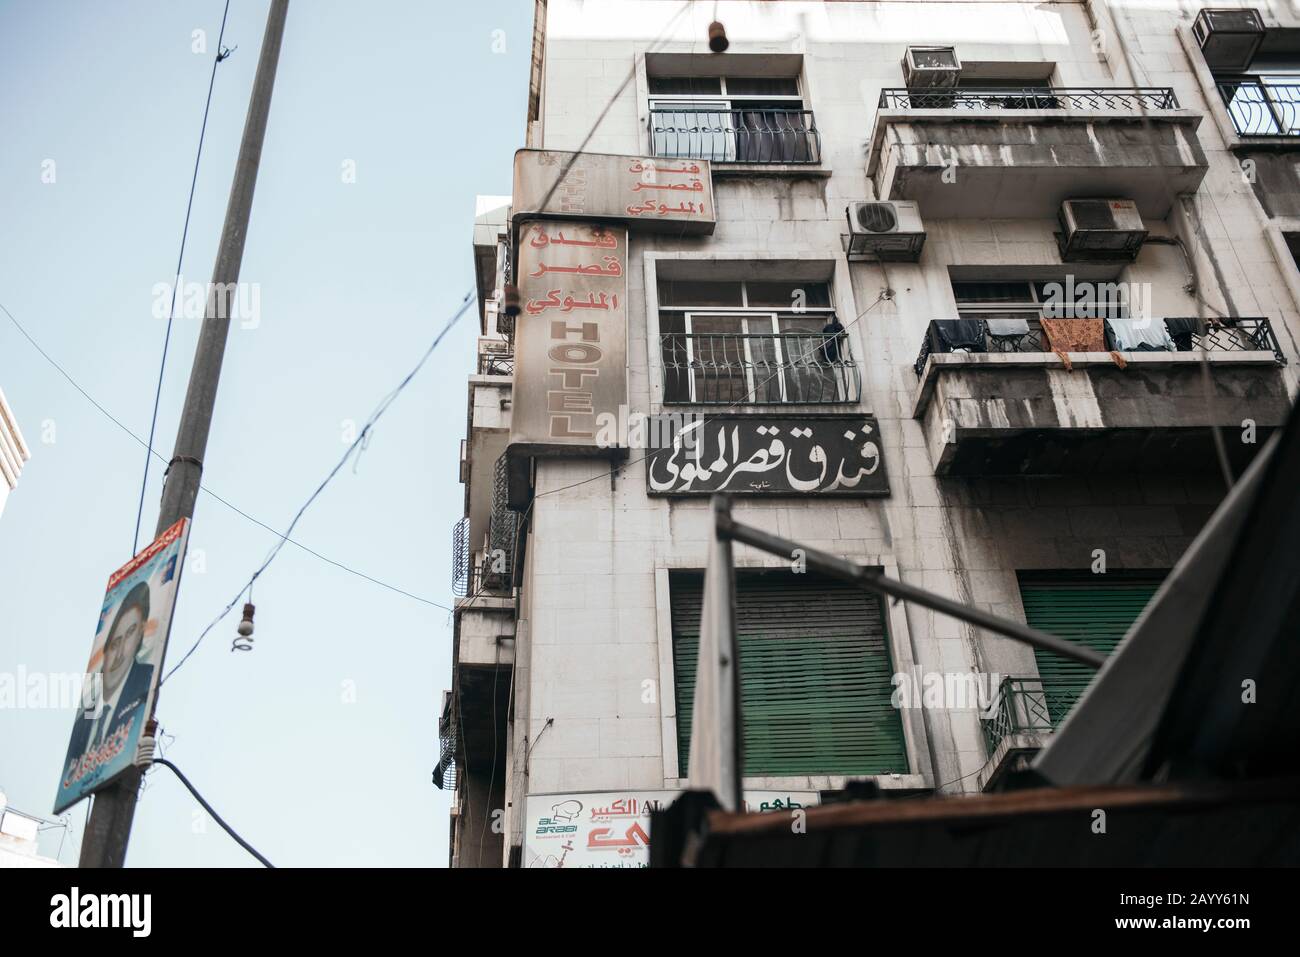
xmin=483 ymin=451 xmax=519 ymax=592
xmin=452 ymin=516 xmax=470 ymax=597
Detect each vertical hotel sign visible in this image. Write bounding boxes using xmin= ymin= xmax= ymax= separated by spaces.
xmin=509 ymin=151 xmax=713 ymax=453
xmin=512 ymin=221 xmax=629 ymax=453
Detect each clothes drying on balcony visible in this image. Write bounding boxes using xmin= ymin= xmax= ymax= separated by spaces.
xmin=820 ymin=318 xmax=847 ymax=362
xmin=933 ymin=319 xmax=985 ymax=352
xmin=986 ymin=316 xmax=1031 ymax=337
xmin=1040 ymin=318 xmax=1127 ymax=371
xmin=1107 ymin=318 xmax=1176 ymax=352
xmin=1163 ymin=317 xmax=1203 ymax=351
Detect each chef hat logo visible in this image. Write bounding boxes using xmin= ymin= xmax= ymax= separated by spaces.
xmin=551 ymin=800 xmax=582 ymax=822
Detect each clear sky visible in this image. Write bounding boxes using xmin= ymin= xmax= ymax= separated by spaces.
xmin=0 ymin=0 xmax=530 ymax=866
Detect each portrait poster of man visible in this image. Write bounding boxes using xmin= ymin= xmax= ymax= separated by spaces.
xmin=53 ymin=518 xmax=190 ymax=814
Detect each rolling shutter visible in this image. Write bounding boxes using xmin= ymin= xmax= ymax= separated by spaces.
xmin=1018 ymin=573 xmax=1164 ymax=726
xmin=670 ymin=570 xmax=908 ymax=778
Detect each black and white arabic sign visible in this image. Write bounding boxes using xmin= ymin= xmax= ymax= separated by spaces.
xmin=646 ymin=415 xmax=889 ymax=496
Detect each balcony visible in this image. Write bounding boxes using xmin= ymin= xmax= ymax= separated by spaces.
xmin=660 ymin=330 xmax=861 ymax=405
xmin=477 ymin=351 xmax=514 ymax=376
xmin=911 ymin=316 xmax=1290 ymax=475
xmin=866 ymin=87 xmax=1208 ymax=218
xmin=977 ymin=677 xmax=1060 ymax=791
xmin=1215 ymin=78 xmax=1300 ymax=137
xmin=650 ymin=108 xmax=821 ymax=166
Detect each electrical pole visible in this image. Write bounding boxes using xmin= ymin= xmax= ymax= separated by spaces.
xmin=80 ymin=0 xmax=291 ymax=868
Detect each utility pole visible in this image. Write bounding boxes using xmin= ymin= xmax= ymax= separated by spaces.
xmin=80 ymin=0 xmax=291 ymax=868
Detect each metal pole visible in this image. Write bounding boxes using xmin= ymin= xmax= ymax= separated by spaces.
xmin=80 ymin=0 xmax=291 ymax=868
xmin=715 ymin=511 xmax=1107 ymax=669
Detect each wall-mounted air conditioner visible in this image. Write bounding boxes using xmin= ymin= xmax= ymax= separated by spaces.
xmin=845 ymin=201 xmax=926 ymax=261
xmin=1058 ymin=199 xmax=1147 ymax=261
xmin=903 ymin=47 xmax=961 ymax=88
xmin=1193 ymin=9 xmax=1265 ymax=72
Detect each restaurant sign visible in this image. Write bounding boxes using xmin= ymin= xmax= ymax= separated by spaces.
xmin=512 ymin=149 xmax=715 ymax=235
xmin=525 ymin=789 xmax=819 ymax=868
xmin=646 ymin=414 xmax=890 ymax=496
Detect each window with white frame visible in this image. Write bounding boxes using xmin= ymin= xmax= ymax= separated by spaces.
xmin=647 ymin=75 xmax=819 ymax=164
xmin=657 ymin=278 xmax=857 ymax=405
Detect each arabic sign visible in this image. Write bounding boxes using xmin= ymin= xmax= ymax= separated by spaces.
xmin=646 ymin=415 xmax=890 ymax=496
xmin=510 ymin=221 xmax=629 ymax=454
xmin=54 ymin=519 xmax=190 ymax=814
xmin=525 ymin=789 xmax=820 ymax=868
xmin=512 ymin=149 xmax=716 ymax=235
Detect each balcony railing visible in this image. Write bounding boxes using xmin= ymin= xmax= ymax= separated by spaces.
xmin=878 ymin=87 xmax=1179 ymax=111
xmin=649 ymin=108 xmax=821 ymax=164
xmin=1216 ymin=78 xmax=1300 ymax=136
xmin=914 ymin=316 xmax=1285 ymax=376
xmin=451 ymin=516 xmax=470 ymax=597
xmin=661 ymin=331 xmax=861 ymax=404
xmin=981 ymin=677 xmax=1062 ymax=756
xmin=477 ymin=351 xmax=514 ymax=376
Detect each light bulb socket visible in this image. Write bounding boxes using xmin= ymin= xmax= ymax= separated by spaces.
xmin=708 ymin=21 xmax=729 ymax=53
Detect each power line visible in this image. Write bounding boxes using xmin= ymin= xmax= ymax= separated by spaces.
xmin=152 ymin=758 xmax=273 ymax=867
xmin=134 ymin=0 xmax=234 ymax=558
xmin=161 ymin=289 xmax=475 ymax=685
xmin=0 ymin=297 xmax=456 ymax=613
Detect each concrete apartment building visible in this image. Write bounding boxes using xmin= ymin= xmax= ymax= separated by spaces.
xmin=440 ymin=0 xmax=1299 ymax=868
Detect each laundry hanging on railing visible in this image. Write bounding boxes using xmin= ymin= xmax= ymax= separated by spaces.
xmin=1107 ymin=318 xmax=1176 ymax=352
xmin=1039 ymin=318 xmax=1127 ymax=370
xmin=934 ymin=319 xmax=986 ymax=352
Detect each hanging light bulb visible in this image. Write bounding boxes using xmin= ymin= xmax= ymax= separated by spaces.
xmin=708 ymin=20 xmax=729 ymax=53
xmin=237 ymin=602 xmax=255 ymax=638
xmin=502 ymin=283 xmax=522 ymax=318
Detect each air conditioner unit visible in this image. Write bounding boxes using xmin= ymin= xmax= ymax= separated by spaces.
xmin=1058 ymin=199 xmax=1147 ymax=261
xmin=845 ymin=201 xmax=926 ymax=261
xmin=903 ymin=46 xmax=962 ymax=88
xmin=1193 ymin=9 xmax=1265 ymax=72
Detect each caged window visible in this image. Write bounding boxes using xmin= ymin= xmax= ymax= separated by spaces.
xmin=657 ymin=278 xmax=858 ymax=405
xmin=647 ymin=75 xmax=820 ymax=164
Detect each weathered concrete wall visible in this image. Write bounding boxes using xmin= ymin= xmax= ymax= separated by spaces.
xmin=494 ymin=0 xmax=1300 ymax=805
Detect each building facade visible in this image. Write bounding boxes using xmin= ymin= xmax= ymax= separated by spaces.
xmin=442 ymin=0 xmax=1299 ymax=868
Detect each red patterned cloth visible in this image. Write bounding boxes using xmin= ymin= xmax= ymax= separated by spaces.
xmin=1039 ymin=318 xmax=1126 ymax=370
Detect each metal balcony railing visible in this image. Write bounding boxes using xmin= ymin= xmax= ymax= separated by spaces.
xmin=435 ymin=694 xmax=458 ymax=791
xmin=477 ymin=351 xmax=514 ymax=376
xmin=452 ymin=516 xmax=470 ymax=597
xmin=981 ymin=677 xmax=1059 ymax=756
xmin=1216 ymin=79 xmax=1300 ymax=137
xmin=914 ymin=316 xmax=1286 ymax=376
xmin=878 ymin=86 xmax=1179 ymax=111
xmin=482 ymin=452 xmax=518 ymax=592
xmin=661 ymin=330 xmax=861 ymax=404
xmin=649 ymin=108 xmax=821 ymax=164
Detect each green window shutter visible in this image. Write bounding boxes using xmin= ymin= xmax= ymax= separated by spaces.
xmin=1018 ymin=573 xmax=1164 ymax=726
xmin=670 ymin=570 xmax=908 ymax=778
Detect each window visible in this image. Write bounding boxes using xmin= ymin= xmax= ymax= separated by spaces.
xmin=670 ymin=570 xmax=908 ymax=777
xmin=953 ymin=280 xmax=1128 ymax=322
xmin=657 ymin=278 xmax=857 ymax=404
xmin=1017 ymin=572 xmax=1165 ymax=726
xmin=648 ymin=74 xmax=818 ymax=163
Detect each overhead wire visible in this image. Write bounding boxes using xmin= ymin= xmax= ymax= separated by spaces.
xmin=0 ymin=299 xmax=455 ymax=613
xmin=133 ymin=0 xmax=234 ymax=558
xmin=160 ymin=289 xmax=476 ymax=685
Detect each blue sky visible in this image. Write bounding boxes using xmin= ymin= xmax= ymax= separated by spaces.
xmin=0 ymin=0 xmax=530 ymax=866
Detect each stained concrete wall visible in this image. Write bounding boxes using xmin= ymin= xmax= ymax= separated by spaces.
xmin=480 ymin=0 xmax=1300 ymax=815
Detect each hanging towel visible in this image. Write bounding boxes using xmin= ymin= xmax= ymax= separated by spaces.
xmin=1164 ymin=317 xmax=1203 ymax=351
xmin=1108 ymin=318 xmax=1175 ymax=352
xmin=933 ymin=318 xmax=986 ymax=352
xmin=1040 ymin=317 xmax=1106 ymax=370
